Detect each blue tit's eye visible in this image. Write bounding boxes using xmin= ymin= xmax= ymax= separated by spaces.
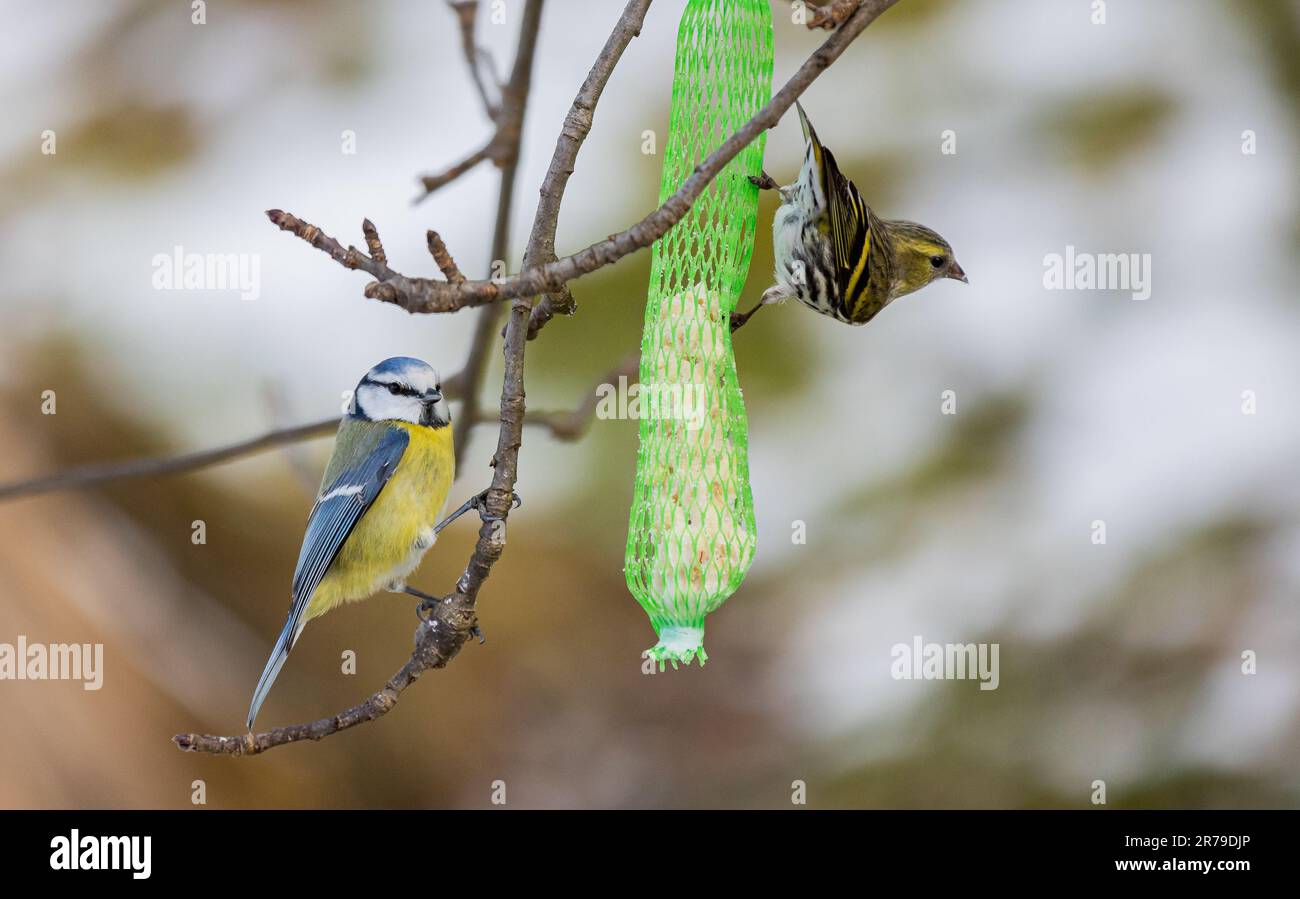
xmin=930 ymin=255 xmax=944 ymax=268
xmin=387 ymin=383 xmax=402 ymax=395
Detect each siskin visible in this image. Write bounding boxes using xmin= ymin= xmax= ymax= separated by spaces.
xmin=734 ymin=102 xmax=967 ymax=330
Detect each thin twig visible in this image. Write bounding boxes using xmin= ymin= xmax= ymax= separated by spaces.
xmin=263 ymin=209 xmax=466 ymax=309
xmin=448 ymin=0 xmax=502 ymax=119
xmin=415 ymin=143 xmax=492 ymax=197
xmin=265 ymin=208 xmax=394 ymax=282
xmin=427 ymin=230 xmax=466 ymax=283
xmin=0 ymin=417 xmax=339 ymax=503
xmin=361 ymin=218 xmax=387 ymax=267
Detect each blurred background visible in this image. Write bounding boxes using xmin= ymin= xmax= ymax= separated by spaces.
xmin=1 ymin=0 xmax=1297 ymax=808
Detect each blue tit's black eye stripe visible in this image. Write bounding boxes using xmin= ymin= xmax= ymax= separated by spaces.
xmin=364 ymin=376 xmax=421 ymax=398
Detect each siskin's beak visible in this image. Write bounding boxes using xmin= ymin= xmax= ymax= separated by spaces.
xmin=947 ymin=261 xmax=969 ymax=284
xmin=420 ymin=389 xmax=443 ymax=403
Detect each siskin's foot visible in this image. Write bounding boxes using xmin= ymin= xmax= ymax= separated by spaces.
xmin=731 ymin=301 xmax=767 ymax=331
xmin=748 ymin=171 xmax=779 ymax=191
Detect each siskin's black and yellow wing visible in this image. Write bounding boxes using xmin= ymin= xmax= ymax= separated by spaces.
xmin=796 ymin=102 xmax=874 ymax=315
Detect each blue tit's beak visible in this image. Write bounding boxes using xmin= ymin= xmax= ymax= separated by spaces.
xmin=420 ymin=389 xmax=448 ymax=427
xmin=947 ymin=260 xmax=968 ymax=284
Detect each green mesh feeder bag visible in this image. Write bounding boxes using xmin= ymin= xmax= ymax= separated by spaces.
xmin=624 ymin=0 xmax=772 ymax=667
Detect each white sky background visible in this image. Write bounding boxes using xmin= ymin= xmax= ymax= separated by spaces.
xmin=1 ymin=0 xmax=1297 ymax=795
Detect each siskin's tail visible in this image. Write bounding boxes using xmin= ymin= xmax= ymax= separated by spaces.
xmin=795 ymin=101 xmax=823 ymax=162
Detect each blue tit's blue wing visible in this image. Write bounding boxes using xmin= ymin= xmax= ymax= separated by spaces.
xmin=246 ymin=424 xmax=409 ymax=729
xmin=290 ymin=427 xmax=410 ymax=608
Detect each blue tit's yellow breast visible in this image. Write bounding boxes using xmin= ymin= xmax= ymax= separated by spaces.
xmin=308 ymin=422 xmax=454 ymax=618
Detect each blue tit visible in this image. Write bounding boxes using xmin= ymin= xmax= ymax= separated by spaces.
xmin=247 ymin=356 xmax=455 ymax=730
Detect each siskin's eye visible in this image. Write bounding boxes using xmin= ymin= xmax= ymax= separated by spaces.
xmin=387 ymin=383 xmax=402 ymax=395
xmin=929 ymin=255 xmax=945 ymax=268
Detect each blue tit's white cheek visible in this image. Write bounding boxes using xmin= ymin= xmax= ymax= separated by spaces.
xmin=354 ymin=384 xmax=422 ymax=423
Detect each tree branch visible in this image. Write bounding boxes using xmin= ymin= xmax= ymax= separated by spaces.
xmin=0 ymin=417 xmax=339 ymax=503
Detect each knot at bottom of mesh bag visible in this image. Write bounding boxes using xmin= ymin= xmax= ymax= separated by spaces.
xmin=644 ymin=625 xmax=708 ymax=670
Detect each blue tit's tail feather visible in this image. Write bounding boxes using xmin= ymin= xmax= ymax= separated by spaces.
xmin=246 ymin=610 xmax=306 ymax=730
